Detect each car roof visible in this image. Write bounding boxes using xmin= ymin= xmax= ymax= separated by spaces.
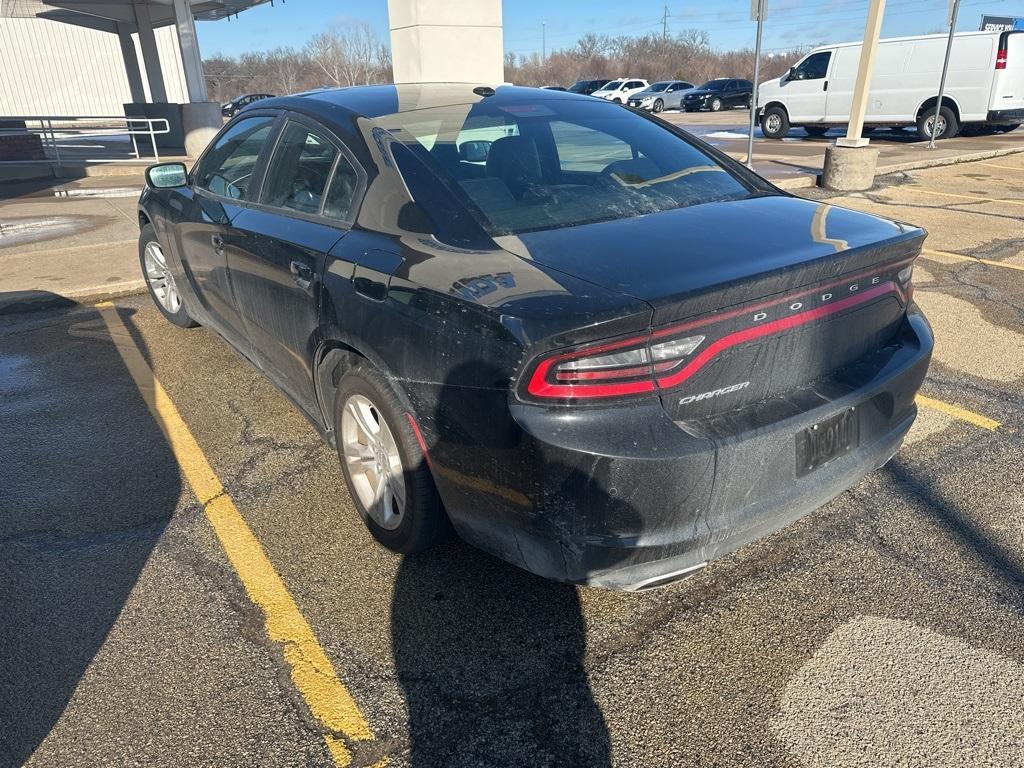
xmin=252 ymin=83 xmax=594 ymax=123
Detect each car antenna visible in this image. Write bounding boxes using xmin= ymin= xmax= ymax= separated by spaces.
xmin=473 ymin=86 xmax=496 ymax=97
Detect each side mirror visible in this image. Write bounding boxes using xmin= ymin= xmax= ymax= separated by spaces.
xmin=146 ymin=162 xmax=188 ymax=189
xmin=459 ymin=140 xmax=491 ymax=163
xmin=787 ymin=67 xmax=800 ymax=81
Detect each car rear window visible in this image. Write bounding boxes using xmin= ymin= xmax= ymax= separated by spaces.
xmin=377 ymin=98 xmax=752 ymax=236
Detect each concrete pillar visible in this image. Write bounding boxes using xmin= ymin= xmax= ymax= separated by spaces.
xmin=117 ymin=24 xmax=147 ymax=103
xmin=388 ymin=0 xmax=503 ymax=84
xmin=837 ymin=0 xmax=886 ymax=148
xmin=133 ymin=3 xmax=168 ymax=103
xmin=822 ymin=144 xmax=880 ymax=191
xmin=171 ymin=0 xmax=209 ymax=102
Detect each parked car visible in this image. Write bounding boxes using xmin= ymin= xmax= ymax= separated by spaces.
xmin=221 ymin=93 xmax=275 ymax=117
xmin=592 ymin=78 xmax=650 ymax=103
xmin=628 ymin=80 xmax=696 ymax=112
xmin=540 ymin=85 xmax=567 ymax=91
xmin=757 ymin=30 xmax=1024 ymax=140
xmin=139 ymin=84 xmax=932 ymax=590
xmin=682 ymin=79 xmax=753 ymax=112
xmin=567 ymin=78 xmax=613 ymax=95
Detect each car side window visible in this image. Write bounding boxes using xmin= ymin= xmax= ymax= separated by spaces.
xmin=321 ymin=153 xmax=360 ymax=221
xmin=793 ymin=51 xmax=831 ymax=80
xmin=261 ymin=120 xmax=338 ymax=215
xmin=549 ymin=120 xmax=634 ymax=173
xmin=626 ymin=81 xmax=644 ymax=89
xmin=195 ymin=115 xmax=276 ymax=200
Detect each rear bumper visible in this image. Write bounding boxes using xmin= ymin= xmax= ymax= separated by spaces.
xmin=413 ymin=308 xmax=933 ymax=591
xmin=986 ymin=108 xmax=1024 ymax=123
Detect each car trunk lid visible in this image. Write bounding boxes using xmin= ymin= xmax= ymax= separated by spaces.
xmin=510 ymin=195 xmax=924 ymax=416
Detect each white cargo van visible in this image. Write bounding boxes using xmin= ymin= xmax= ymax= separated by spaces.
xmin=757 ymin=30 xmax=1024 ymax=140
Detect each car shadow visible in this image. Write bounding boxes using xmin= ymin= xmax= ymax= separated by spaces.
xmin=0 ymin=292 xmax=180 ymax=767
xmin=389 ymin=361 xmax=645 ymax=767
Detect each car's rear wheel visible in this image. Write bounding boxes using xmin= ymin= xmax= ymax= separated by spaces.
xmin=710 ymin=97 xmax=723 ymax=112
xmin=998 ymin=123 xmax=1021 ymax=133
xmin=760 ymin=105 xmax=790 ymax=139
xmin=334 ymin=364 xmax=450 ymax=553
xmin=916 ymin=106 xmax=958 ymax=141
xmin=804 ymin=125 xmax=829 ymax=137
xmin=139 ymin=224 xmax=197 ymax=328
xmin=653 ymin=98 xmax=664 ymax=113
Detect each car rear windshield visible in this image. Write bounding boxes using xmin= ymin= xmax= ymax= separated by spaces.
xmin=377 ymin=98 xmax=753 ymax=236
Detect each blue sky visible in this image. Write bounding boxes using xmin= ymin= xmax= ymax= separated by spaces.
xmin=197 ymin=0 xmax=1024 ymax=59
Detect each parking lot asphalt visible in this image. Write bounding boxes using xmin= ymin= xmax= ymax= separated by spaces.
xmin=2 ymin=155 xmax=1024 ymax=767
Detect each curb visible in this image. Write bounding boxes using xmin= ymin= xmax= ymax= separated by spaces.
xmin=0 ymin=281 xmax=148 ymax=316
xmin=770 ymin=144 xmax=1024 ymax=191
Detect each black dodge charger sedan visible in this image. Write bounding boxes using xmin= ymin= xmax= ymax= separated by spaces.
xmin=138 ymin=84 xmax=932 ymax=590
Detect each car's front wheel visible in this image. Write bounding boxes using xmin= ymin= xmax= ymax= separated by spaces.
xmin=334 ymin=364 xmax=450 ymax=553
xmin=139 ymin=224 xmax=198 ymax=328
xmin=653 ymin=98 xmax=664 ymax=113
xmin=710 ymin=97 xmax=723 ymax=112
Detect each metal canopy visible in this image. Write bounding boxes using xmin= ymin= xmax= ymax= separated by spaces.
xmin=0 ymin=0 xmax=271 ymax=30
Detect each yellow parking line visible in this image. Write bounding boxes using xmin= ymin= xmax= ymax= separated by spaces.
xmin=916 ymin=395 xmax=1000 ymax=431
xmin=975 ymin=161 xmax=1024 ymax=172
xmin=906 ymin=187 xmax=1024 ymax=207
xmin=921 ymin=247 xmax=1024 ymax=273
xmin=94 ymin=301 xmax=377 ymax=767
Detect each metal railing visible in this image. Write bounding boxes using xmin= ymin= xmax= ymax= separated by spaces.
xmin=0 ymin=115 xmax=171 ymax=166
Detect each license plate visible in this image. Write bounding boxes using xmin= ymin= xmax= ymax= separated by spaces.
xmin=795 ymin=407 xmax=860 ymax=477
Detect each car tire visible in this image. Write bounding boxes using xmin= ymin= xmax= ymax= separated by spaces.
xmin=760 ymin=105 xmax=790 ymax=139
xmin=999 ymin=123 xmax=1021 ymax=133
xmin=334 ymin=364 xmax=450 ymax=554
xmin=653 ymin=98 xmax=664 ymax=113
xmin=710 ymin=97 xmax=723 ymax=112
xmin=916 ymin=106 xmax=958 ymax=141
xmin=804 ymin=125 xmax=829 ymax=137
xmin=614 ymin=97 xmax=624 ymax=104
xmin=139 ymin=224 xmax=198 ymax=328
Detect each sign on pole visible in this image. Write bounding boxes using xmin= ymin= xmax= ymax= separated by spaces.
xmin=750 ymin=0 xmax=766 ymax=21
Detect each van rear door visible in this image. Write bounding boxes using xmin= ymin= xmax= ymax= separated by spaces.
xmin=991 ymin=31 xmax=1024 ymax=115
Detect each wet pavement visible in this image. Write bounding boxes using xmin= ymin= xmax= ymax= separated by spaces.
xmin=2 ymin=154 xmax=1024 ymax=768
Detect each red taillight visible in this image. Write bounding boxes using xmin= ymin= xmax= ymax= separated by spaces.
xmin=996 ymin=49 xmax=1008 ymax=70
xmin=525 ymin=329 xmax=706 ymax=401
xmin=522 ymin=279 xmax=902 ymax=403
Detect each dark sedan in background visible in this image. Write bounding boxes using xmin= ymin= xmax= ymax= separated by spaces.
xmin=221 ymin=93 xmax=275 ymax=117
xmin=682 ymin=78 xmax=753 ymax=111
xmin=567 ymin=78 xmax=613 ymax=95
xmin=138 ymin=84 xmax=932 ymax=590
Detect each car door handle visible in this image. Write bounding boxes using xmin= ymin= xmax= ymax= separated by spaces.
xmin=290 ymin=260 xmax=314 ymax=290
xmin=823 ymin=80 xmax=829 ymax=92
xmin=211 ymin=234 xmax=225 ymax=256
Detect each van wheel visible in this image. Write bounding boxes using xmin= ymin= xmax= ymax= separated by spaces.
xmin=760 ymin=106 xmax=790 ymax=139
xmin=334 ymin=364 xmax=450 ymax=553
xmin=917 ymin=106 xmax=958 ymax=141
xmin=804 ymin=125 xmax=829 ymax=137
xmin=710 ymin=97 xmax=723 ymax=112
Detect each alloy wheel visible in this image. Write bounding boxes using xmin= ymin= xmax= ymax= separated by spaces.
xmin=143 ymin=240 xmax=182 ymax=313
xmin=925 ymin=114 xmax=947 ymax=138
xmin=341 ymin=393 xmax=406 ymax=531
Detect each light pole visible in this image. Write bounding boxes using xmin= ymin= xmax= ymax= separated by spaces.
xmin=542 ymin=21 xmax=546 ymax=62
xmin=928 ymin=0 xmax=961 ymax=148
xmin=746 ymin=0 xmax=766 ymax=169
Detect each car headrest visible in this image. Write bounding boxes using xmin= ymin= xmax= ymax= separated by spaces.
xmin=486 ymin=136 xmax=542 ymax=198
